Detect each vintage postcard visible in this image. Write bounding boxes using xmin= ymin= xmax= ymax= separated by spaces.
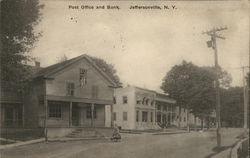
xmin=0 ymin=0 xmax=249 ymax=158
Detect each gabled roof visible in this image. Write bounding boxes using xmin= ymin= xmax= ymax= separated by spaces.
xmin=34 ymin=54 xmax=118 ymax=87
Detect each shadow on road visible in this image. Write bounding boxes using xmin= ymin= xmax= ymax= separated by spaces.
xmin=204 ymin=145 xmax=233 ymax=158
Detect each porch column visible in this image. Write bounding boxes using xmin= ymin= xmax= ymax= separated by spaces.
xmin=170 ymin=105 xmax=173 ymax=124
xmin=91 ymin=103 xmax=94 ymax=127
xmin=44 ymin=96 xmax=48 ymax=142
xmin=0 ymin=104 xmax=2 ymax=127
xmin=22 ymin=104 xmax=25 ymax=128
xmin=69 ymin=102 xmax=72 ymax=127
xmin=110 ymin=104 xmax=114 ymax=128
xmin=13 ymin=108 xmax=16 ymax=127
xmin=160 ymin=113 xmax=163 ymax=123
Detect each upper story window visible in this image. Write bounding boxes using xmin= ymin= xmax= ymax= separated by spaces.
xmin=91 ymin=85 xmax=99 ymax=98
xmin=136 ymin=100 xmax=141 ymax=104
xmin=80 ymin=68 xmax=87 ymax=87
xmin=113 ymin=96 xmax=116 ymax=104
xmin=142 ymin=97 xmax=146 ymax=105
xmin=151 ymin=101 xmax=154 ymax=106
xmin=145 ymin=99 xmax=149 ymax=105
xmin=123 ymin=96 xmax=128 ymax=104
xmin=66 ymin=82 xmax=75 ymax=96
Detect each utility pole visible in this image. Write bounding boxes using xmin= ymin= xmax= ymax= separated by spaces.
xmin=203 ymin=26 xmax=227 ymax=148
xmin=241 ymin=66 xmax=250 ymax=129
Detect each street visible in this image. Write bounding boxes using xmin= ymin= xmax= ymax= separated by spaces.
xmin=0 ymin=128 xmax=245 ymax=158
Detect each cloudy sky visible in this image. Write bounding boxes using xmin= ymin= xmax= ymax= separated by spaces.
xmin=31 ymin=0 xmax=249 ymax=91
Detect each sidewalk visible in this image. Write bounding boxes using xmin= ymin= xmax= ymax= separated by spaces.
xmin=0 ymin=138 xmax=44 ymax=150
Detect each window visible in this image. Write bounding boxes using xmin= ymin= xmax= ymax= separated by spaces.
xmin=142 ymin=111 xmax=148 ymax=122
xmin=80 ymin=68 xmax=87 ymax=87
xmin=184 ymin=117 xmax=186 ymax=122
xmin=66 ymin=82 xmax=75 ymax=96
xmin=157 ymin=105 xmax=161 ymax=110
xmin=150 ymin=112 xmax=153 ymax=122
xmin=136 ymin=111 xmax=139 ymax=122
xmin=145 ymin=99 xmax=149 ymax=105
xmin=136 ymin=100 xmax=141 ymax=104
xmin=163 ymin=106 xmax=167 ymax=111
xmin=91 ymin=86 xmax=99 ymax=98
xmin=142 ymin=97 xmax=146 ymax=105
xmin=48 ymin=102 xmax=62 ymax=118
xmin=151 ymin=101 xmax=154 ymax=106
xmin=184 ymin=108 xmax=186 ymax=112
xmin=113 ymin=112 xmax=116 ymax=121
xmin=123 ymin=112 xmax=127 ymax=121
xmin=113 ymin=97 xmax=116 ymax=104
xmin=123 ymin=96 xmax=128 ymax=104
xmin=86 ymin=106 xmax=96 ymax=119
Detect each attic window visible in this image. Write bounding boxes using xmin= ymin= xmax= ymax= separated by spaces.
xmin=80 ymin=68 xmax=87 ymax=87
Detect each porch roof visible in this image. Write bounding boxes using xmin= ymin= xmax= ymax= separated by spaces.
xmin=46 ymin=95 xmax=113 ymax=105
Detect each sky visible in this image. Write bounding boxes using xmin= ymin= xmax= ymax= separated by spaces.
xmin=31 ymin=0 xmax=249 ymax=91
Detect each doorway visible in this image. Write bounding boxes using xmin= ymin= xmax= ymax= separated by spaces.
xmin=72 ymin=104 xmax=80 ymax=126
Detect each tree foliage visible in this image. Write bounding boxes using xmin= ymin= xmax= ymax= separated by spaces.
xmin=0 ymin=0 xmax=43 ymax=90
xmin=89 ymin=56 xmax=122 ymax=87
xmin=220 ymin=87 xmax=244 ymax=127
xmin=161 ymin=60 xmax=232 ymax=118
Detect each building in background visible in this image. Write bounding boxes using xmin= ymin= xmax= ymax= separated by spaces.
xmin=113 ymin=86 xmax=210 ymax=130
xmin=113 ymin=86 xmax=178 ymax=130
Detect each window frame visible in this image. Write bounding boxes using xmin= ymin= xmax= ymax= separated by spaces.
xmin=136 ymin=111 xmax=139 ymax=122
xmin=113 ymin=112 xmax=116 ymax=121
xmin=48 ymin=102 xmax=62 ymax=119
xmin=80 ymin=68 xmax=87 ymax=87
xmin=122 ymin=96 xmax=128 ymax=104
xmin=123 ymin=112 xmax=128 ymax=121
xmin=142 ymin=111 xmax=148 ymax=122
xmin=66 ymin=82 xmax=75 ymax=96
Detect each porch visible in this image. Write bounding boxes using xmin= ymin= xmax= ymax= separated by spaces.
xmin=155 ymin=100 xmax=176 ymax=126
xmin=39 ymin=95 xmax=113 ymax=129
xmin=0 ymin=103 xmax=24 ymax=128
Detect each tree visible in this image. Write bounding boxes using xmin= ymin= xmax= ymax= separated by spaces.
xmin=88 ymin=56 xmax=122 ymax=87
xmin=0 ymin=0 xmax=43 ymax=90
xmin=161 ymin=61 xmax=231 ymax=129
xmin=220 ymin=87 xmax=244 ymax=127
xmin=57 ymin=54 xmax=68 ymax=63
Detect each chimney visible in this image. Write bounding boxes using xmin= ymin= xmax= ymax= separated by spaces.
xmin=35 ymin=61 xmax=40 ymax=67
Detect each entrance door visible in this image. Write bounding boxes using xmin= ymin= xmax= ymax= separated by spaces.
xmin=72 ymin=105 xmax=80 ymax=126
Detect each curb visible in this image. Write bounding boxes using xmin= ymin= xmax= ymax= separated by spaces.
xmin=152 ymin=131 xmax=188 ymax=135
xmin=48 ymin=136 xmax=110 ymax=142
xmin=0 ymin=138 xmax=45 ymax=150
xmin=230 ymin=137 xmax=248 ymax=158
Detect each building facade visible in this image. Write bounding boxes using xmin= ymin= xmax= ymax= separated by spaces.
xmin=23 ymin=55 xmax=117 ymax=131
xmin=113 ymin=86 xmax=178 ymax=130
